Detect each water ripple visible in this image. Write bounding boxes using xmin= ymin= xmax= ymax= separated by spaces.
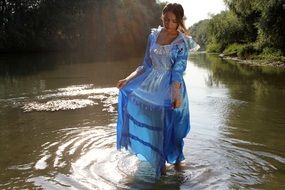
xmin=6 ymin=84 xmax=120 ymax=112
xmin=22 ymin=99 xmax=96 ymax=112
xmin=2 ymin=84 xmax=284 ymax=189
xmin=28 ymin=125 xmax=139 ymax=189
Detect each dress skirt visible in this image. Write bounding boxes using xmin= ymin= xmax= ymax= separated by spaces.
xmin=117 ymin=69 xmax=190 ymax=178
xmin=117 ymin=26 xmax=197 ymax=178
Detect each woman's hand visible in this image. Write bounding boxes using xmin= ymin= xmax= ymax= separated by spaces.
xmin=172 ymin=97 xmax=182 ymax=109
xmin=171 ymin=81 xmax=181 ymax=109
xmin=172 ymin=98 xmax=182 ymax=109
xmin=116 ymin=78 xmax=128 ymax=89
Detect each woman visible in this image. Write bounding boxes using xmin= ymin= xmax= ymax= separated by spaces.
xmin=116 ymin=3 xmax=199 ymax=178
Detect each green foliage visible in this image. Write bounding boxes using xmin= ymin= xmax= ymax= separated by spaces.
xmin=0 ymin=0 xmax=162 ymax=53
xmin=191 ymin=11 xmax=247 ymax=53
xmin=224 ymin=0 xmax=285 ymax=54
xmin=223 ymin=0 xmax=259 ymax=42
xmin=223 ymin=43 xmax=259 ymax=59
xmin=190 ymin=19 xmax=210 ymax=50
xmin=236 ymin=44 xmax=257 ymax=59
xmin=255 ymin=0 xmax=285 ymax=53
xmin=255 ymin=47 xmax=285 ymax=62
xmin=192 ymin=0 xmax=284 ymax=60
xmin=207 ymin=11 xmax=247 ymax=50
xmin=223 ymin=43 xmax=245 ymax=56
xmin=262 ymin=47 xmax=282 ymax=57
xmin=206 ymin=41 xmax=222 ymax=53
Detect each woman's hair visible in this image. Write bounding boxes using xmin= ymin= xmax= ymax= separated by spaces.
xmin=161 ymin=3 xmax=188 ymax=34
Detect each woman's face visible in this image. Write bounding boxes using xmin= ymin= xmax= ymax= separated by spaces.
xmin=162 ymin=11 xmax=179 ymax=31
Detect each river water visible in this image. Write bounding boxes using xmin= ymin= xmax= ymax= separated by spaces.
xmin=0 ymin=53 xmax=284 ymax=189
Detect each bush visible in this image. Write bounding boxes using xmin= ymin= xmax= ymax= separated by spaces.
xmin=223 ymin=43 xmax=244 ymax=56
xmin=256 ymin=47 xmax=284 ymax=61
xmin=262 ymin=47 xmax=282 ymax=56
xmin=206 ymin=42 xmax=222 ymax=53
xmin=223 ymin=43 xmax=258 ymax=59
xmin=237 ymin=44 xmax=257 ymax=59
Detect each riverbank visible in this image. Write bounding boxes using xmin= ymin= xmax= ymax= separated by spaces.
xmin=219 ymin=54 xmax=285 ymax=68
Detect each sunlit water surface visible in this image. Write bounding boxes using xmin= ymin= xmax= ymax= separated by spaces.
xmin=0 ymin=53 xmax=284 ymax=189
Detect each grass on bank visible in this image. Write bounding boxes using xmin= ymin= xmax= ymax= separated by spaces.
xmin=220 ymin=43 xmax=285 ymax=64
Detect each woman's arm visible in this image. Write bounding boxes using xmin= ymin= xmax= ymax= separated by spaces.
xmin=116 ymin=67 xmax=143 ymax=89
xmin=171 ymin=44 xmax=188 ymax=108
xmin=117 ymin=34 xmax=152 ymax=89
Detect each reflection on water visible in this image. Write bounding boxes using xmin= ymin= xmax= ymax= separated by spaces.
xmin=0 ymin=53 xmax=285 ymax=189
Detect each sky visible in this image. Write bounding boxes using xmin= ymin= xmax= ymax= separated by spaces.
xmin=159 ymin=0 xmax=227 ymax=27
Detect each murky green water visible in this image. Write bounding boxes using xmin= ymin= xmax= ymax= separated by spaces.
xmin=0 ymin=53 xmax=284 ymax=189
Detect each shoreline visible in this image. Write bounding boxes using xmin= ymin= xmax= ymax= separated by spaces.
xmin=219 ymin=54 xmax=285 ymax=68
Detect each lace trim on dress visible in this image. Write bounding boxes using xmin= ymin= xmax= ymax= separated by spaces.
xmin=151 ymin=26 xmax=185 ymax=55
xmin=151 ymin=26 xmax=200 ymax=52
xmin=153 ymin=45 xmax=172 ymax=55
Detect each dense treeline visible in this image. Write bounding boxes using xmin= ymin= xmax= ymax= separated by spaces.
xmin=0 ymin=0 xmax=162 ymax=56
xmin=191 ymin=0 xmax=285 ymax=62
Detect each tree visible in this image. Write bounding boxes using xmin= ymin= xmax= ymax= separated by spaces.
xmin=255 ymin=0 xmax=285 ymax=53
xmin=190 ymin=19 xmax=210 ymax=50
xmin=224 ymin=0 xmax=285 ymax=53
xmin=224 ymin=0 xmax=259 ymax=42
xmin=0 ymin=0 xmax=162 ymax=55
xmin=207 ymin=11 xmax=245 ymax=51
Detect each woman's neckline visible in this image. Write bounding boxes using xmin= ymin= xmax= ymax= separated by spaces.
xmin=155 ymin=27 xmax=181 ymax=46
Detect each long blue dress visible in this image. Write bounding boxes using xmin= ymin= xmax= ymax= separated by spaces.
xmin=117 ymin=26 xmax=199 ymax=178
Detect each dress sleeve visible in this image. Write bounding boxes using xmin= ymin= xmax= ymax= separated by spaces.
xmin=135 ymin=34 xmax=152 ymax=73
xmin=171 ymin=44 xmax=188 ymax=84
xmin=171 ymin=35 xmax=200 ymax=83
xmin=187 ymin=36 xmax=200 ymax=52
